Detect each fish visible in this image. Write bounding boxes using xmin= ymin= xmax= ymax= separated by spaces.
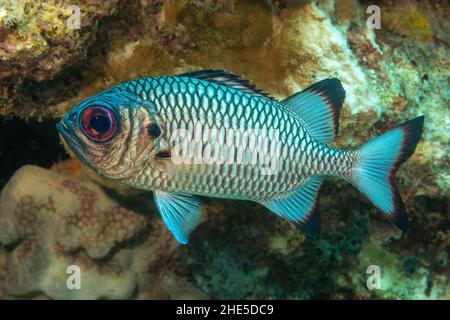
xmin=57 ymin=70 xmax=425 ymax=244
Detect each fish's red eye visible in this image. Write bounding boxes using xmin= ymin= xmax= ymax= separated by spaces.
xmin=81 ymin=106 xmax=117 ymax=141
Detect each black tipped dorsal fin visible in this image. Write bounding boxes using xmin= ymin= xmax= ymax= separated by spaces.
xmin=281 ymin=78 xmax=346 ymax=143
xmin=261 ymin=176 xmax=322 ymax=238
xmin=179 ymin=69 xmax=276 ymax=101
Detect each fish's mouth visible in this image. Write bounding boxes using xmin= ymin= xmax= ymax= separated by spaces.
xmin=56 ymin=121 xmax=93 ymax=167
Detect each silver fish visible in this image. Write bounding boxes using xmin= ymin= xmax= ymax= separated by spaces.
xmin=57 ymin=70 xmax=424 ymax=244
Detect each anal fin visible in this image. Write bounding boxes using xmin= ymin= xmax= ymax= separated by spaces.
xmin=261 ymin=176 xmax=322 ymax=237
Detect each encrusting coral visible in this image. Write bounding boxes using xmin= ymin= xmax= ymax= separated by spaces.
xmin=0 ymin=0 xmax=120 ymax=80
xmin=381 ymin=0 xmax=433 ymax=43
xmin=0 ymin=0 xmax=121 ymax=118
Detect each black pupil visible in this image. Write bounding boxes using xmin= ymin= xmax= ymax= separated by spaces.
xmin=90 ymin=114 xmax=110 ymax=133
xmin=148 ymin=124 xmax=161 ymax=138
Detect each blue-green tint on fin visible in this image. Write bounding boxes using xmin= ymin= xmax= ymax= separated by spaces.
xmin=280 ymin=78 xmax=345 ymax=143
xmin=178 ymin=69 xmax=276 ymax=101
xmin=350 ymin=116 xmax=425 ymax=233
xmin=262 ymin=177 xmax=322 ymax=237
xmin=153 ymin=191 xmax=201 ymax=244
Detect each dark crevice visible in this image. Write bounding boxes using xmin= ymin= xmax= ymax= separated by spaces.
xmin=0 ymin=117 xmax=68 ymax=190
xmin=20 ymin=63 xmax=85 ymax=105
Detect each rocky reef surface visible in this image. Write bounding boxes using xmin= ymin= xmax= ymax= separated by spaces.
xmin=0 ymin=0 xmax=448 ymax=299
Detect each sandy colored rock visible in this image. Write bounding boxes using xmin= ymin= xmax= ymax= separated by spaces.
xmin=0 ymin=164 xmax=205 ymax=299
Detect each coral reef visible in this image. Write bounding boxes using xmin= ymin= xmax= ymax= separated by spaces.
xmin=0 ymin=0 xmax=448 ymax=299
xmin=2 ymin=0 xmax=447 ymax=196
xmin=0 ymin=0 xmax=121 ymax=117
xmin=0 ymin=163 xmax=206 ymax=299
xmin=0 ymin=0 xmax=120 ymax=80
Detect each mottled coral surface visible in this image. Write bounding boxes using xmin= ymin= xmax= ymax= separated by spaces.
xmin=0 ymin=0 xmax=448 ymax=299
xmin=0 ymin=163 xmax=205 ymax=299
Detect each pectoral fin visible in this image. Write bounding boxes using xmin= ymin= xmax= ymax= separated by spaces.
xmin=153 ymin=191 xmax=201 ymax=244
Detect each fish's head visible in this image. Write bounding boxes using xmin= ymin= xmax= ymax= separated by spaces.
xmin=56 ymin=87 xmax=159 ymax=180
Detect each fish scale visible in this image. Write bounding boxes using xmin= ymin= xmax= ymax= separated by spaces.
xmin=124 ymin=76 xmax=345 ymax=201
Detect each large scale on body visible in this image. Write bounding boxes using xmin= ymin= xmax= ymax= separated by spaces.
xmin=57 ymin=70 xmax=424 ymax=244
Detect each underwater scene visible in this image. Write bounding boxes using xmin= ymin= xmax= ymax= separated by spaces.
xmin=0 ymin=0 xmax=448 ymax=301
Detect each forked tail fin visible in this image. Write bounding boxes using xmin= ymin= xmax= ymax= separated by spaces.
xmin=349 ymin=116 xmax=425 ymax=232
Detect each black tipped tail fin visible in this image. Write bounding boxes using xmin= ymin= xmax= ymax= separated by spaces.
xmin=349 ymin=116 xmax=425 ymax=233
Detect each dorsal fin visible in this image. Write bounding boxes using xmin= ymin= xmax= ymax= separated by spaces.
xmin=280 ymin=78 xmax=345 ymax=143
xmin=178 ymin=69 xmax=276 ymax=101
